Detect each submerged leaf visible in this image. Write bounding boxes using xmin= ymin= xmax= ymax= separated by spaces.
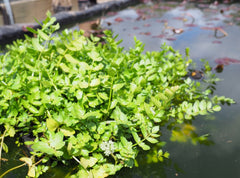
xmin=215 ymin=57 xmax=240 ymax=65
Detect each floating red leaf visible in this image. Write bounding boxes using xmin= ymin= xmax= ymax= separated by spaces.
xmin=133 ymin=27 xmax=140 ymax=30
xmin=201 ymin=26 xmax=215 ymax=30
xmin=184 ymin=24 xmax=197 ymax=27
xmin=209 ymin=17 xmax=220 ymax=21
xmin=212 ymin=40 xmax=222 ymax=44
xmin=223 ymin=14 xmax=233 ymax=18
xmin=173 ymin=17 xmax=185 ymax=21
xmin=143 ymin=24 xmax=151 ymax=27
xmin=152 ymin=34 xmax=165 ymax=38
xmin=140 ymin=32 xmax=151 ymax=36
xmin=215 ymin=57 xmax=240 ymax=65
xmin=115 ymin=17 xmax=124 ymax=22
xmin=125 ymin=17 xmax=132 ymax=20
xmin=166 ymin=37 xmax=177 ymax=41
xmin=136 ymin=15 xmax=147 ymax=21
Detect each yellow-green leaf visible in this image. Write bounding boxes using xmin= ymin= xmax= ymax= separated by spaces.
xmin=37 ymin=29 xmax=49 ymax=41
xmin=80 ymin=157 xmax=98 ymax=169
xmin=59 ymin=63 xmax=70 ymax=73
xmin=28 ymin=165 xmax=36 ymax=177
xmin=46 ymin=118 xmax=59 ymax=131
xmin=20 ymin=157 xmax=32 ymax=166
xmin=90 ymin=78 xmax=100 ymax=87
xmin=64 ymin=54 xmax=79 ymax=64
xmin=60 ymin=126 xmax=75 ymax=136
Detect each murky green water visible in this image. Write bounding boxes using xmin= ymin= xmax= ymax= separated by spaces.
xmin=1 ymin=1 xmax=240 ymax=177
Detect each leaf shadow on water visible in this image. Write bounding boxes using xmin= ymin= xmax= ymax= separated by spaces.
xmin=111 ymin=120 xmax=215 ymax=178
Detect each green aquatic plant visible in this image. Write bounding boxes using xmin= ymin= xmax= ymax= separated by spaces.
xmin=0 ymin=12 xmax=234 ymax=177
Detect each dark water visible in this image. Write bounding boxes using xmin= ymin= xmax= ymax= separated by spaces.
xmin=98 ymin=1 xmax=240 ymax=178
xmin=1 ymin=1 xmax=240 ymax=178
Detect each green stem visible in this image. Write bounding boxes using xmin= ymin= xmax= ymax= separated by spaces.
xmin=106 ymin=77 xmax=114 ymax=114
xmin=57 ymin=49 xmax=68 ymax=67
xmin=111 ymin=153 xmax=118 ymax=165
xmin=72 ymin=156 xmax=89 ymax=173
xmin=0 ymin=130 xmax=7 ymax=168
xmin=88 ymin=61 xmax=95 ymax=85
xmin=0 ymin=163 xmax=26 ymax=178
xmin=46 ymin=70 xmax=58 ymax=91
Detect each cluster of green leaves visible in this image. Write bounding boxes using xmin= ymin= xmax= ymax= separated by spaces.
xmin=0 ymin=12 xmax=234 ymax=177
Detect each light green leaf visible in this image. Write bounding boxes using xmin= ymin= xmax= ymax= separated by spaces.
xmin=138 ymin=142 xmax=150 ymax=150
xmin=22 ymin=100 xmax=39 ymax=114
xmin=20 ymin=157 xmax=32 ymax=166
xmin=97 ymin=123 xmax=106 ymax=134
xmin=80 ymin=157 xmax=98 ymax=169
xmin=199 ymin=100 xmax=207 ymax=110
xmin=120 ymin=136 xmax=132 ymax=148
xmin=90 ymin=78 xmax=100 ymax=87
xmin=31 ymin=142 xmax=55 ymax=155
xmin=146 ymin=137 xmax=159 ymax=144
xmin=59 ymin=63 xmax=70 ymax=73
xmin=91 ymin=166 xmax=108 ymax=178
xmin=2 ymin=142 xmax=8 ymax=153
xmin=26 ymin=27 xmax=37 ymax=34
xmin=32 ymin=38 xmax=44 ymax=51
xmin=76 ymin=90 xmax=83 ymax=100
xmin=60 ymin=126 xmax=75 ymax=136
xmin=213 ymin=105 xmax=221 ymax=112
xmin=207 ymin=101 xmax=212 ymax=110
xmin=49 ymin=132 xmax=65 ymax=149
xmin=46 ymin=118 xmax=59 ymax=132
xmin=111 ymin=106 xmax=128 ymax=124
xmin=131 ymin=130 xmax=141 ymax=144
xmin=80 ymin=81 xmax=88 ymax=89
xmin=83 ymin=111 xmax=102 ymax=119
xmin=7 ymin=126 xmax=16 ymax=137
xmin=140 ymin=126 xmax=148 ymax=138
xmin=88 ymin=51 xmax=102 ymax=61
xmin=151 ymin=97 xmax=162 ymax=108
xmin=113 ymin=83 xmax=125 ymax=92
xmin=28 ymin=165 xmax=36 ymax=177
xmin=151 ymin=126 xmax=159 ymax=134
xmin=64 ymin=54 xmax=79 ymax=64
xmin=37 ymin=29 xmax=49 ymax=41
xmin=98 ymin=92 xmax=108 ymax=100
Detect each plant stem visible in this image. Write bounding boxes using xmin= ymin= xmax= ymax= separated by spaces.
xmin=72 ymin=156 xmax=89 ymax=173
xmin=0 ymin=163 xmax=26 ymax=178
xmin=107 ymin=77 xmax=114 ymax=113
xmin=0 ymin=130 xmax=7 ymax=168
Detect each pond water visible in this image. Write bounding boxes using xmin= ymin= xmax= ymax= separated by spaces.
xmin=97 ymin=1 xmax=240 ymax=178
xmin=89 ymin=1 xmax=240 ymax=178
xmin=1 ymin=1 xmax=240 ymax=178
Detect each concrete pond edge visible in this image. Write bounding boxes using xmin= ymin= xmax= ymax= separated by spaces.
xmin=0 ymin=0 xmax=140 ymax=46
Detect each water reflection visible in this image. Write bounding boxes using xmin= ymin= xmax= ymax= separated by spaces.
xmin=100 ymin=1 xmax=240 ymax=178
xmin=112 ymin=121 xmax=214 ymax=178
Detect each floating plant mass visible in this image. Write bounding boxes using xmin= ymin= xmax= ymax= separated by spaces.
xmin=0 ymin=11 xmax=235 ymax=178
